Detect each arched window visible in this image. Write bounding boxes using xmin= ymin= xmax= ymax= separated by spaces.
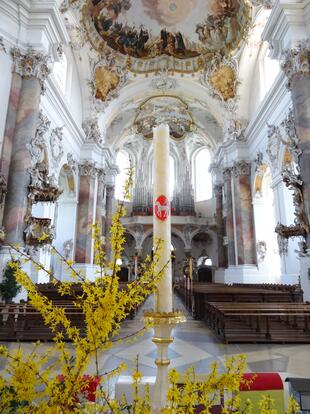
xmin=259 ymin=43 xmax=280 ymax=98
xmin=115 ymin=150 xmax=131 ymax=200
xmin=194 ymin=148 xmax=212 ymax=201
xmin=53 ymin=53 xmax=68 ymax=93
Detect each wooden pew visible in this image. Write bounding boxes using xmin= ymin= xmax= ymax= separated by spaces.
xmin=204 ymin=302 xmax=310 ymax=343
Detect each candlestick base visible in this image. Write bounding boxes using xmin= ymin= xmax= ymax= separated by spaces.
xmin=144 ymin=310 xmax=186 ymax=413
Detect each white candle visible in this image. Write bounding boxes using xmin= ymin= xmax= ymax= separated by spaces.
xmin=153 ymin=124 xmax=172 ymax=313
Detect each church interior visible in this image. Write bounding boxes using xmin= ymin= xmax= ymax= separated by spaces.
xmin=0 ymin=0 xmax=310 ymax=411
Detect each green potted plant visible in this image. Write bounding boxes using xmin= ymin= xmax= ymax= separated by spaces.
xmin=0 ymin=261 xmax=22 ymax=303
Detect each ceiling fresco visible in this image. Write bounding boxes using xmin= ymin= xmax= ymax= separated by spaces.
xmin=83 ymin=0 xmax=251 ymax=60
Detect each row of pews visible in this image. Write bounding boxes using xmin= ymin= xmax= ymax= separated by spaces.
xmin=0 ymin=282 xmax=138 ymax=342
xmin=176 ymin=281 xmax=310 ymax=343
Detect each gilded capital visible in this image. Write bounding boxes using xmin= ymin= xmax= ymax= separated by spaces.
xmin=281 ymin=40 xmax=310 ymax=89
xmin=11 ymin=47 xmax=51 ymax=94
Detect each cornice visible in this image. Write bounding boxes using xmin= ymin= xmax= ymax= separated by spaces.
xmin=262 ymin=0 xmax=310 ymax=59
xmin=0 ymin=0 xmax=70 ymax=52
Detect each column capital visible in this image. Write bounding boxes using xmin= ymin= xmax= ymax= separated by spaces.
xmin=97 ymin=168 xmax=106 ymax=183
xmin=79 ymin=161 xmax=97 ymax=178
xmin=222 ymin=167 xmax=232 ymax=181
xmin=282 ymin=39 xmax=310 ymax=89
xmin=10 ymin=47 xmax=51 ymax=94
xmin=106 ymin=185 xmax=115 ymax=196
xmin=233 ymin=161 xmax=251 ymax=177
xmin=249 ymin=0 xmax=272 ymax=8
xmin=82 ymin=117 xmax=105 ymax=147
xmin=213 ymin=184 xmax=223 ymax=197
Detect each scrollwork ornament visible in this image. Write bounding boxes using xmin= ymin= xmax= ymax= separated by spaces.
xmin=254 ymin=151 xmax=264 ymax=172
xmin=233 ymin=161 xmax=251 ymax=177
xmin=281 ymin=39 xmax=310 ymax=90
xmin=256 ymin=240 xmax=267 ymax=262
xmin=280 ymin=108 xmax=302 ymax=166
xmin=11 ymin=47 xmax=51 ymax=94
xmin=82 ymin=117 xmax=104 ymax=147
xmin=50 ymin=127 xmax=64 ymax=164
xmin=249 ymin=0 xmax=272 ymax=8
xmin=226 ymin=119 xmax=247 ymax=142
xmin=97 ymin=168 xmax=106 ymax=183
xmin=200 ymin=55 xmax=238 ymax=107
xmin=266 ymin=123 xmax=281 ymax=170
xmin=60 ymin=0 xmax=84 ymax=13
xmin=151 ymin=69 xmax=177 ymax=91
xmin=79 ymin=161 xmax=97 ymax=178
xmin=223 ymin=167 xmax=232 ymax=181
xmin=64 ymin=23 xmax=87 ymax=50
xmin=67 ymin=153 xmax=77 ymax=173
xmin=89 ymin=57 xmax=128 ymax=106
xmin=27 ymin=110 xmax=51 ymax=167
xmin=106 ymin=185 xmax=115 ymax=198
xmin=63 ymin=239 xmax=73 ymax=259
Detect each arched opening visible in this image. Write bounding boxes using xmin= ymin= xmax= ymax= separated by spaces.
xmin=192 ymin=232 xmax=214 ymax=282
xmin=253 ymin=165 xmax=281 ymax=283
xmin=52 ymin=164 xmax=77 ymax=280
xmin=115 ymin=150 xmax=131 ymax=201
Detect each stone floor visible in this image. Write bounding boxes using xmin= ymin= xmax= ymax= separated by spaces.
xmin=1 ymin=294 xmax=310 ymax=381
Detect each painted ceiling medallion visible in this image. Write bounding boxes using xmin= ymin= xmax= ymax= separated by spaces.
xmin=83 ymin=0 xmax=251 ymax=60
xmin=134 ymin=96 xmax=193 ymax=140
xmin=93 ymin=66 xmax=120 ymax=101
xmin=208 ymin=64 xmax=237 ymax=101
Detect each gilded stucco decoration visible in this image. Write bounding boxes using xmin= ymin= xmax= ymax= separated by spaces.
xmin=208 ymin=64 xmax=237 ymax=101
xmin=94 ymin=66 xmax=120 ymax=101
xmin=201 ymin=55 xmax=238 ymax=104
xmin=134 ymin=96 xmax=193 ymax=140
xmin=89 ymin=56 xmax=127 ymax=104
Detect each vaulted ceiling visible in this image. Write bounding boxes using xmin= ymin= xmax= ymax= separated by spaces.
xmin=61 ymin=0 xmax=268 ymax=151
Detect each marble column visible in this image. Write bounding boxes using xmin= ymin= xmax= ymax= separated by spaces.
xmin=2 ymin=47 xmax=50 ymax=244
xmin=104 ymin=184 xmax=115 ymax=262
xmin=0 ymin=72 xmax=22 ymax=194
xmin=223 ymin=168 xmax=236 ymax=266
xmin=95 ymin=169 xmax=106 ymax=235
xmin=75 ymin=162 xmax=97 ymax=264
xmin=232 ymin=161 xmax=257 ymax=265
xmin=282 ymin=40 xmax=310 ymax=245
xmin=214 ymin=184 xmax=227 ymax=268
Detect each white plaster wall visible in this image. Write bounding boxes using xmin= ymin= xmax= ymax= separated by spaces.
xmin=195 ymin=198 xmax=214 ymax=219
xmin=52 ymin=198 xmax=78 ymax=280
